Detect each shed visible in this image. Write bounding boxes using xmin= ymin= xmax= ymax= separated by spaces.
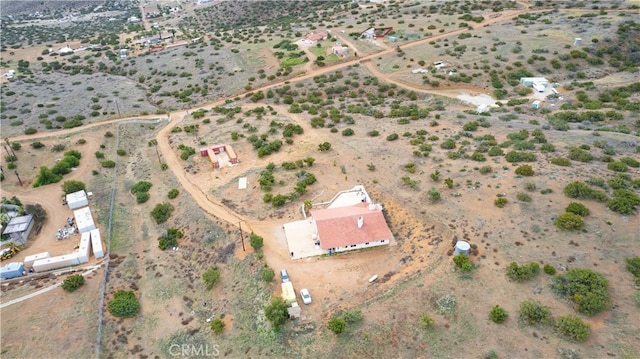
xmin=74 ymin=207 xmax=96 ymax=233
xmin=90 ymin=228 xmax=104 ymax=258
xmin=532 ymin=100 xmax=541 ymax=109
xmin=24 ymin=252 xmax=51 ymax=268
xmin=0 ymin=262 xmax=25 ymax=280
xmin=66 ymin=190 xmax=89 ymax=209
xmin=2 ymin=214 xmax=34 ymax=246
xmin=77 ymin=232 xmax=92 ymax=263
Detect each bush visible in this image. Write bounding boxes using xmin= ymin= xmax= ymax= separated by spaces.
xmin=453 ymin=254 xmax=473 ymax=272
xmin=341 ymin=128 xmax=355 ymax=136
xmin=158 ymin=227 xmax=183 ymax=250
xmin=31 ymin=141 xmax=45 ymax=149
xmin=62 ymin=180 xmax=86 ymax=194
xmin=555 ymin=315 xmax=591 ymax=342
xmin=210 ymin=318 xmax=225 ymax=334
xmin=489 ymin=305 xmax=508 ymax=324
xmin=544 ymin=264 xmax=557 ymax=275
xmin=519 ymin=299 xmax=550 ymax=325
xmin=202 ymin=267 xmax=221 ymax=290
xmin=32 ymin=166 xmax=62 ymax=187
xmin=61 ymin=274 xmax=85 ymax=292
xmin=506 ymin=261 xmax=540 ymax=282
xmin=419 ymin=313 xmax=435 ymax=329
xmin=261 ymin=266 xmax=275 ymax=282
xmin=108 ymin=290 xmax=140 ymax=318
xmin=551 ymin=157 xmax=571 ymax=166
xmin=554 ymin=212 xmax=584 ymax=230
xmin=620 ymin=157 xmax=640 ymax=168
xmin=515 ymin=165 xmax=535 ymax=176
xmin=626 ymin=257 xmax=640 ymax=278
xmin=551 ymin=268 xmax=610 ymax=316
xmin=167 ymin=189 xmax=179 ymax=199
xmin=24 ymin=127 xmax=38 ymax=135
xmin=116 ymin=149 xmax=126 ymax=156
xmin=494 ymin=197 xmax=508 ymax=208
xmin=505 ymin=151 xmax=536 ymax=162
xmin=130 ymin=181 xmax=152 ymax=194
xmin=342 ymin=310 xmax=363 ymax=324
xmin=563 ymin=182 xmax=608 ymax=202
xmin=265 ymin=297 xmax=289 ymax=329
xmin=565 ymin=202 xmax=589 ymax=216
xmin=101 ymin=160 xmax=116 ymax=168
xmin=328 ymin=317 xmax=347 ymax=334
xmin=150 ymin=202 xmax=174 ymax=224
xmin=607 ymin=189 xmax=640 ymax=215
xmin=136 ymin=192 xmax=150 ymax=204
xmin=386 ymin=133 xmax=399 ymax=141
xmin=517 ymin=192 xmax=532 ymax=202
xmin=607 ymin=161 xmax=628 ymax=172
xmin=440 ymin=139 xmax=456 ymax=149
xmin=250 ymin=233 xmax=264 ymax=251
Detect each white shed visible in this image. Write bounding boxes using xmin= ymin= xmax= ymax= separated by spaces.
xmin=90 ymin=228 xmax=104 ymax=258
xmin=66 ymin=190 xmax=89 ymax=209
xmin=74 ymin=207 xmax=96 ymax=233
xmin=77 ymin=232 xmax=92 ymax=263
xmin=24 ymin=252 xmax=51 ymax=268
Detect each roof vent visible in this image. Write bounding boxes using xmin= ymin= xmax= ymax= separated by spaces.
xmin=357 ymin=216 xmax=364 ymax=229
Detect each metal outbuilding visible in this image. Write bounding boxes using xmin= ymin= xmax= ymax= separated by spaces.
xmin=66 ymin=190 xmax=89 ymax=209
xmin=32 ymin=253 xmax=80 ymax=272
xmin=0 ymin=262 xmax=25 ymax=280
xmin=77 ymin=232 xmax=92 ymax=263
xmin=90 ymin=228 xmax=104 ymax=258
xmin=2 ymin=214 xmax=34 ymax=246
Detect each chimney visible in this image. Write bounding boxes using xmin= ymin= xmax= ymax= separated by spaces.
xmin=357 ymin=216 xmax=364 ymax=229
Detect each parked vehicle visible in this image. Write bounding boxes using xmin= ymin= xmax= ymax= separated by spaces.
xmin=280 ymin=269 xmax=290 ymax=283
xmin=0 ymin=245 xmax=20 ymax=261
xmin=300 ymin=288 xmax=312 ymax=304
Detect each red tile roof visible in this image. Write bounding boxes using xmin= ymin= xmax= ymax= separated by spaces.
xmin=306 ymin=32 xmax=326 ymax=42
xmin=311 ymin=203 xmax=392 ymax=249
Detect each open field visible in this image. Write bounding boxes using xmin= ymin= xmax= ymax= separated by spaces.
xmin=1 ymin=1 xmax=639 ymax=358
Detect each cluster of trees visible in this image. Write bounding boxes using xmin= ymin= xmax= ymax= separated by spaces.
xmin=33 ymin=150 xmax=82 ymax=187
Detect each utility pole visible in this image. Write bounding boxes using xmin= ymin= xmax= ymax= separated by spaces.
xmin=4 ymin=138 xmax=16 ymax=158
xmin=15 ymin=171 xmax=22 ymax=186
xmin=238 ymin=220 xmax=246 ymax=252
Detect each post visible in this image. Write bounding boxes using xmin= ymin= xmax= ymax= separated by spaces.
xmin=15 ymin=171 xmax=22 ymax=186
xmin=238 ymin=221 xmax=246 ymax=252
xmin=5 ymin=138 xmax=16 ymax=158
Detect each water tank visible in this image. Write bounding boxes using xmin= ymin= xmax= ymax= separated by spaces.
xmin=454 ymin=241 xmax=470 ymax=256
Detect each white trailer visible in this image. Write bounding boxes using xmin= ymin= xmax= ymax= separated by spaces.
xmin=90 ymin=228 xmax=104 ymax=258
xmin=74 ymin=207 xmax=96 ymax=233
xmin=24 ymin=252 xmax=51 ymax=268
xmin=66 ymin=190 xmax=88 ymax=209
xmin=77 ymin=232 xmax=92 ymax=263
xmin=33 ymin=253 xmax=80 ymax=272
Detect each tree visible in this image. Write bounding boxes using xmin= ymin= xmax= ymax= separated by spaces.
xmin=261 ymin=266 xmax=275 ymax=282
xmin=62 ymin=180 xmax=86 ymax=194
xmin=210 ymin=318 xmax=225 ymax=334
xmin=167 ymin=189 xmax=179 ymax=199
xmin=202 ymin=267 xmax=221 ymax=290
xmin=249 ymin=233 xmax=264 ymax=251
xmin=150 ymin=202 xmax=174 ymax=224
xmin=108 ymin=290 xmax=140 ymax=318
xmin=33 ymin=166 xmax=62 ymax=187
xmin=551 ymin=268 xmax=610 ymax=316
xmin=327 ymin=317 xmax=346 ymax=334
xmin=61 ymin=274 xmax=85 ymax=292
xmin=25 ymin=204 xmax=47 ymax=221
xmin=264 ymin=297 xmax=289 ymax=329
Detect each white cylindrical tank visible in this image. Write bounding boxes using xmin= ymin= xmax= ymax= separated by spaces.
xmin=454 ymin=241 xmax=470 ymax=256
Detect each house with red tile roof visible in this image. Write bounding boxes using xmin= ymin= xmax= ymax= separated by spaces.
xmin=310 ymin=202 xmax=392 ymax=253
xmin=304 ymin=32 xmax=327 ymax=44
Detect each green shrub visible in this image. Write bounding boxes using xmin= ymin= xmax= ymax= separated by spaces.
xmin=101 ymin=160 xmax=116 ymax=168
xmin=555 ymin=315 xmax=591 ymax=342
xmin=31 ymin=141 xmax=45 ymax=149
xmin=95 ymin=151 xmax=105 ymax=159
xmin=563 ymin=182 xmax=608 ymax=202
xmin=108 ymin=290 xmax=140 ymax=318
xmin=568 ymin=147 xmax=593 ymax=162
xmin=453 ymin=254 xmax=473 ymax=272
xmin=116 ymin=149 xmax=126 ymax=156
xmin=620 ymin=157 xmax=640 ymax=168
xmin=250 ymin=233 xmax=264 ymax=251
xmin=515 ymin=165 xmax=535 ymax=176
xmin=551 ymin=157 xmax=571 ymax=166
xmin=607 ymin=189 xmax=640 ymax=214
xmin=441 ymin=139 xmax=456 ymax=149
xmin=505 ymin=151 xmax=536 ymax=162
xmin=506 ymin=261 xmax=540 ymax=282
xmin=626 ymin=257 xmax=640 ymax=277
xmin=554 ymin=212 xmax=584 ymax=230
xmin=328 ymin=317 xmax=347 ymax=334
xmin=265 ymin=297 xmax=289 ymax=329
xmin=544 ymin=264 xmax=556 ymax=275
xmin=61 ymin=274 xmax=85 ymax=292
xmin=136 ymin=192 xmax=150 ymax=204
xmin=517 ymin=192 xmax=532 ymax=202
xmin=386 ymin=133 xmax=399 ymax=141
xmin=202 ymin=267 xmax=221 ymax=290
xmin=150 ymin=202 xmax=174 ymax=224
xmin=167 ymin=189 xmax=179 ymax=199
xmin=419 ymin=313 xmax=435 ymax=329
xmin=607 ymin=161 xmax=628 ymax=172
xmin=62 ymin=180 xmax=86 ymax=194
xmin=210 ymin=318 xmax=225 ymax=334
xmin=551 ymin=268 xmax=610 ymax=316
xmin=519 ymin=299 xmax=550 ymax=325
xmin=261 ymin=266 xmax=275 ymax=282
xmin=565 ymin=202 xmax=589 ymax=216
xmin=494 ymin=197 xmax=508 ymax=208
xmin=157 ymin=227 xmax=183 ymax=250
xmin=489 ymin=305 xmax=508 ymax=324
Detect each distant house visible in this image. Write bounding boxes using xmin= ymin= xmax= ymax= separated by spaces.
xmin=477 ymin=104 xmax=489 ymax=114
xmin=304 ymin=32 xmax=327 ymax=44
xmin=520 ymin=77 xmax=548 ymax=87
xmin=2 ymin=214 xmax=34 ymax=246
xmin=310 ymin=202 xmax=392 ymax=253
xmin=58 ymin=45 xmax=74 ymax=55
xmin=332 ymin=45 xmax=349 ymax=57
